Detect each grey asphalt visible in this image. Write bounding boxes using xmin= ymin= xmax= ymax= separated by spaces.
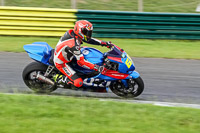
xmin=0 ymin=52 xmax=200 ymax=104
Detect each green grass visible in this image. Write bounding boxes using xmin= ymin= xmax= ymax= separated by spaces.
xmin=0 ymin=36 xmax=200 ymax=59
xmin=5 ymin=0 xmax=72 ymax=9
xmin=4 ymin=0 xmax=200 ymax=13
xmin=0 ymin=93 xmax=200 ymax=133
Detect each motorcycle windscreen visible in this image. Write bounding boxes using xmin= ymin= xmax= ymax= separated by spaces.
xmin=106 ymin=46 xmax=122 ymax=58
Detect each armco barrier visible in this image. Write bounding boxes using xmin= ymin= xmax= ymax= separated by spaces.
xmin=77 ymin=10 xmax=200 ymax=39
xmin=0 ymin=6 xmax=77 ymax=36
xmin=0 ymin=6 xmax=200 ymax=39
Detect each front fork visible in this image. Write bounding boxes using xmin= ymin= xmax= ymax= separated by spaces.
xmin=121 ymin=71 xmax=140 ymax=88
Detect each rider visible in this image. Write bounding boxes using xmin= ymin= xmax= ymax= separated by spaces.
xmin=53 ymin=20 xmax=112 ymax=88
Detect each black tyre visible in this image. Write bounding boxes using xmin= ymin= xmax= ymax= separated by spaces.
xmin=22 ymin=62 xmax=57 ymax=93
xmin=110 ymin=76 xmax=144 ymax=98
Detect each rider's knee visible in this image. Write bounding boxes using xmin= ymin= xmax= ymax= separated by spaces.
xmin=73 ymin=78 xmax=83 ymax=87
xmin=55 ymin=62 xmax=64 ymax=69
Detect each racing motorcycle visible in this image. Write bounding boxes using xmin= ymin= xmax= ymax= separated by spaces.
xmin=22 ymin=42 xmax=144 ymax=98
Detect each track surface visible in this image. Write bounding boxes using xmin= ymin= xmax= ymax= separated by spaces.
xmin=0 ymin=52 xmax=200 ymax=104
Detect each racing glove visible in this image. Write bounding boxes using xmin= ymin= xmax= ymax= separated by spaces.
xmin=101 ymin=41 xmax=112 ymax=48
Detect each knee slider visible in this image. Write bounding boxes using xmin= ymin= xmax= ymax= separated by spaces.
xmin=73 ymin=78 xmax=83 ymax=88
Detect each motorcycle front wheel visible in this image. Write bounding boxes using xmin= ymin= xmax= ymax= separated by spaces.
xmin=110 ymin=76 xmax=144 ymax=98
xmin=22 ymin=62 xmax=57 ymax=93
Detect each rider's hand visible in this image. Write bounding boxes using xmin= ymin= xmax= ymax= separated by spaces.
xmin=106 ymin=41 xmax=112 ymax=48
xmin=101 ymin=41 xmax=112 ymax=48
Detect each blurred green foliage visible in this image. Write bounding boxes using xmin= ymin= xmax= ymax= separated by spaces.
xmin=4 ymin=0 xmax=200 ymax=13
xmin=5 ymin=0 xmax=71 ymax=9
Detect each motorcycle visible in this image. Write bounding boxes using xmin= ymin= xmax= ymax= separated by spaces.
xmin=22 ymin=42 xmax=144 ymax=98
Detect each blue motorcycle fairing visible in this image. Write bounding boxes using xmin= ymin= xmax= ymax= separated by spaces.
xmin=126 ymin=71 xmax=140 ymax=79
xmin=82 ymin=74 xmax=116 ymax=88
xmin=106 ymin=48 xmax=135 ymax=74
xmin=119 ymin=57 xmax=135 ymax=73
xmin=82 ymin=73 xmax=120 ymax=88
xmin=23 ymin=42 xmax=52 ymax=65
xmin=120 ymin=52 xmax=135 ymax=73
xmin=92 ymin=73 xmax=118 ymax=81
xmin=81 ymin=47 xmax=104 ymax=66
xmin=82 ymin=71 xmax=140 ymax=88
xmin=105 ymin=57 xmax=135 ymax=74
xmin=88 ymin=70 xmax=139 ymax=82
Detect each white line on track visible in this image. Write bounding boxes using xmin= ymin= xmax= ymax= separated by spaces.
xmin=99 ymin=99 xmax=200 ymax=109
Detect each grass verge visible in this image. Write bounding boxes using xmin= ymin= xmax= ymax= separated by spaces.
xmin=0 ymin=36 xmax=200 ymax=59
xmin=0 ymin=93 xmax=200 ymax=133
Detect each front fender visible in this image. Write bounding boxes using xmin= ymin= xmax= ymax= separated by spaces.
xmin=122 ymin=71 xmax=140 ymax=87
xmin=128 ymin=71 xmax=140 ymax=79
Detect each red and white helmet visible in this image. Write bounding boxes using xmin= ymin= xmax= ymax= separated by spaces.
xmin=74 ymin=20 xmax=93 ymax=41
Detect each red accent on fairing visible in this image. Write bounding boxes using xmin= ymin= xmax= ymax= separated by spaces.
xmin=107 ymin=56 xmax=122 ymax=63
xmin=102 ymin=69 xmax=129 ymax=79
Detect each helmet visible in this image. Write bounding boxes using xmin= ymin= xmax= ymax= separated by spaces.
xmin=74 ymin=20 xmax=93 ymax=41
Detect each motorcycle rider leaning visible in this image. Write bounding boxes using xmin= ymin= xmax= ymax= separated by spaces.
xmin=53 ymin=20 xmax=112 ymax=88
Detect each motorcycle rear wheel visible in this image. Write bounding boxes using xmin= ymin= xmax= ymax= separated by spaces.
xmin=22 ymin=62 xmax=57 ymax=93
xmin=110 ymin=76 xmax=144 ymax=98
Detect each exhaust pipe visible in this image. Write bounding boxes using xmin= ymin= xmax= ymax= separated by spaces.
xmin=36 ymin=73 xmax=55 ymax=86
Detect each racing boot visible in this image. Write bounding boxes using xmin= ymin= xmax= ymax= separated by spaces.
xmin=53 ymin=74 xmax=66 ymax=84
xmin=53 ymin=74 xmax=72 ymax=88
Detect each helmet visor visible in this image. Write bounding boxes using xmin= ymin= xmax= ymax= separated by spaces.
xmin=86 ymin=30 xmax=92 ymax=38
xmin=82 ymin=28 xmax=92 ymax=38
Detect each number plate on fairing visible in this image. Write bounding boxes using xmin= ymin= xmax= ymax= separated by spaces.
xmin=125 ymin=55 xmax=133 ymax=69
